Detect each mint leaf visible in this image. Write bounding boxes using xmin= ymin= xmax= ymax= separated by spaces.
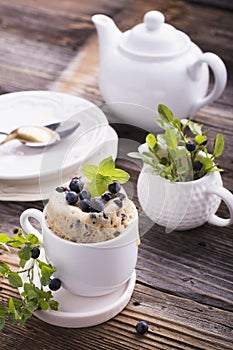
xmin=165 ymin=129 xmax=177 ymax=150
xmin=95 ymin=173 xmax=112 ymax=196
xmin=8 ymin=272 xmax=23 ymax=288
xmin=8 ymin=299 xmax=20 ymax=320
xmin=0 ymin=263 xmax=10 ymax=276
xmin=82 ymin=164 xmax=98 ymax=181
xmin=40 ymin=264 xmax=55 ymax=286
xmin=187 ymin=121 xmax=203 ymax=135
xmin=172 ymin=118 xmax=181 ymax=129
xmin=18 ymin=245 xmax=32 ymax=261
xmin=109 ymin=169 xmax=130 ymax=183
xmin=195 ymin=135 xmax=207 ymax=145
xmin=213 ymin=133 xmax=224 ymax=158
xmin=39 ymin=299 xmax=49 ymax=311
xmin=158 ymin=104 xmax=173 ymax=122
xmin=98 ymin=156 xmax=115 ymax=175
xmin=201 ymin=157 xmax=214 ymax=170
xmin=25 ymin=300 xmax=38 ymax=313
xmin=26 ymin=234 xmax=39 ymax=246
xmin=0 ymin=233 xmax=11 ymax=244
xmin=127 ymin=152 xmax=145 ymax=160
xmin=49 ymin=300 xmax=59 ymax=311
xmin=146 ymin=133 xmax=157 ymax=152
xmin=83 ymin=156 xmax=130 ymax=196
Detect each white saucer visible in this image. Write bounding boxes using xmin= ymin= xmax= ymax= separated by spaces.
xmin=19 ymin=247 xmax=136 ymax=328
xmin=34 ymin=271 xmax=136 ymax=328
xmin=0 ymin=91 xmax=118 ymax=201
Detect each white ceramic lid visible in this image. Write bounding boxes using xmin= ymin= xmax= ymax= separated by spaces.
xmin=119 ymin=11 xmax=190 ymax=57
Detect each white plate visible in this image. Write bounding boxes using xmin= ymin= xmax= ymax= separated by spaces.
xmin=0 ymin=91 xmax=118 ymax=201
xmin=19 ymin=248 xmax=136 ymax=328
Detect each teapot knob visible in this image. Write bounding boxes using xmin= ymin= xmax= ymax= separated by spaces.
xmin=143 ymin=11 xmax=165 ymax=31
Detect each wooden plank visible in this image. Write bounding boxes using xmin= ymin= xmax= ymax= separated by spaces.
xmin=0 ymin=1 xmax=233 ymax=349
xmin=0 ymin=0 xmax=129 ymax=93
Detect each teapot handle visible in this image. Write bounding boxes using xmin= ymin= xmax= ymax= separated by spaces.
xmin=188 ymin=52 xmax=227 ymax=115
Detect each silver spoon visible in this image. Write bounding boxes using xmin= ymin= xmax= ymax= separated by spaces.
xmin=0 ymin=120 xmax=80 ymax=147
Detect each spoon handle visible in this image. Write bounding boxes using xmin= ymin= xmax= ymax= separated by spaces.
xmin=0 ymin=131 xmax=18 ymax=145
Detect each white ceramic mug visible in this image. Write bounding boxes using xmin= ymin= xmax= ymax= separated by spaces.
xmin=137 ymin=160 xmax=233 ymax=232
xmin=20 ymin=208 xmax=138 ymax=297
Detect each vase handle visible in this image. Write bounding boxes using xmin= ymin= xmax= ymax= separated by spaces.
xmin=207 ymin=186 xmax=233 ymax=227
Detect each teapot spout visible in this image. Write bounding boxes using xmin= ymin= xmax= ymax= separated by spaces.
xmin=92 ymin=14 xmax=121 ymax=56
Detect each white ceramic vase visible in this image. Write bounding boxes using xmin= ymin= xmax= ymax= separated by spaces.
xmin=137 ymin=144 xmax=233 ymax=232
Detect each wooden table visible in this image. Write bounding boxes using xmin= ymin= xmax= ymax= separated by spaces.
xmin=0 ymin=1 xmax=232 ymax=349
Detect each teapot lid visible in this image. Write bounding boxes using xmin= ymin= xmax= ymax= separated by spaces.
xmin=119 ymin=11 xmax=190 ymax=58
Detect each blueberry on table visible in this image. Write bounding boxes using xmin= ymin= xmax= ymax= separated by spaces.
xmin=79 ymin=190 xmax=91 ymax=200
xmin=49 ymin=278 xmax=61 ymax=291
xmin=186 ymin=141 xmax=196 ymax=152
xmin=31 ymin=247 xmax=40 ymax=259
xmin=108 ymin=180 xmax=121 ymax=194
xmin=136 ymin=321 xmax=149 ymax=335
xmin=69 ymin=177 xmax=84 ymax=193
xmin=66 ymin=191 xmax=79 ymax=205
xmin=193 ymin=161 xmax=203 ymax=171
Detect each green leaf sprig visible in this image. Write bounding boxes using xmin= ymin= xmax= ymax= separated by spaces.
xmin=83 ymin=156 xmax=130 ymax=197
xmin=0 ymin=230 xmax=58 ymax=331
xmin=128 ymin=104 xmax=224 ymax=181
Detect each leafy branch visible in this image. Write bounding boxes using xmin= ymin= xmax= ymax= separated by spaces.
xmin=83 ymin=156 xmax=130 ymax=197
xmin=128 ymin=104 xmax=224 ymax=181
xmin=0 ymin=230 xmax=59 ymax=331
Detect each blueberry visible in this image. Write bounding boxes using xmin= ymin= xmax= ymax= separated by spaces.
xmin=55 ymin=186 xmax=66 ymax=193
xmin=79 ymin=190 xmax=91 ymax=200
xmin=66 ymin=191 xmax=79 ymax=205
xmin=114 ymin=199 xmax=123 ymax=208
xmin=49 ymin=278 xmax=61 ymax=291
xmin=90 ymin=199 xmax=104 ymax=212
xmin=80 ymin=198 xmax=91 ymax=212
xmin=101 ymin=192 xmax=114 ymax=202
xmin=186 ymin=141 xmax=196 ymax=152
xmin=136 ymin=321 xmax=149 ymax=335
xmin=31 ymin=247 xmax=40 ymax=259
xmin=69 ymin=177 xmax=84 ymax=193
xmin=193 ymin=161 xmax=203 ymax=171
xmin=117 ymin=192 xmax=126 ymax=201
xmin=108 ymin=181 xmax=121 ymax=194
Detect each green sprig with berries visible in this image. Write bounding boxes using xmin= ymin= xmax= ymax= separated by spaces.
xmin=0 ymin=230 xmax=59 ymax=331
xmin=83 ymin=156 xmax=130 ymax=196
xmin=128 ymin=104 xmax=224 ymax=182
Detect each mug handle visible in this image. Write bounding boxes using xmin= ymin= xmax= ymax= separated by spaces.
xmin=207 ymin=186 xmax=233 ymax=227
xmin=188 ymin=52 xmax=227 ymax=115
xmin=20 ymin=209 xmax=43 ymax=244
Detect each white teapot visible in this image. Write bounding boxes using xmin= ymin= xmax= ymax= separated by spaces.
xmin=92 ymin=11 xmax=227 ymax=131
